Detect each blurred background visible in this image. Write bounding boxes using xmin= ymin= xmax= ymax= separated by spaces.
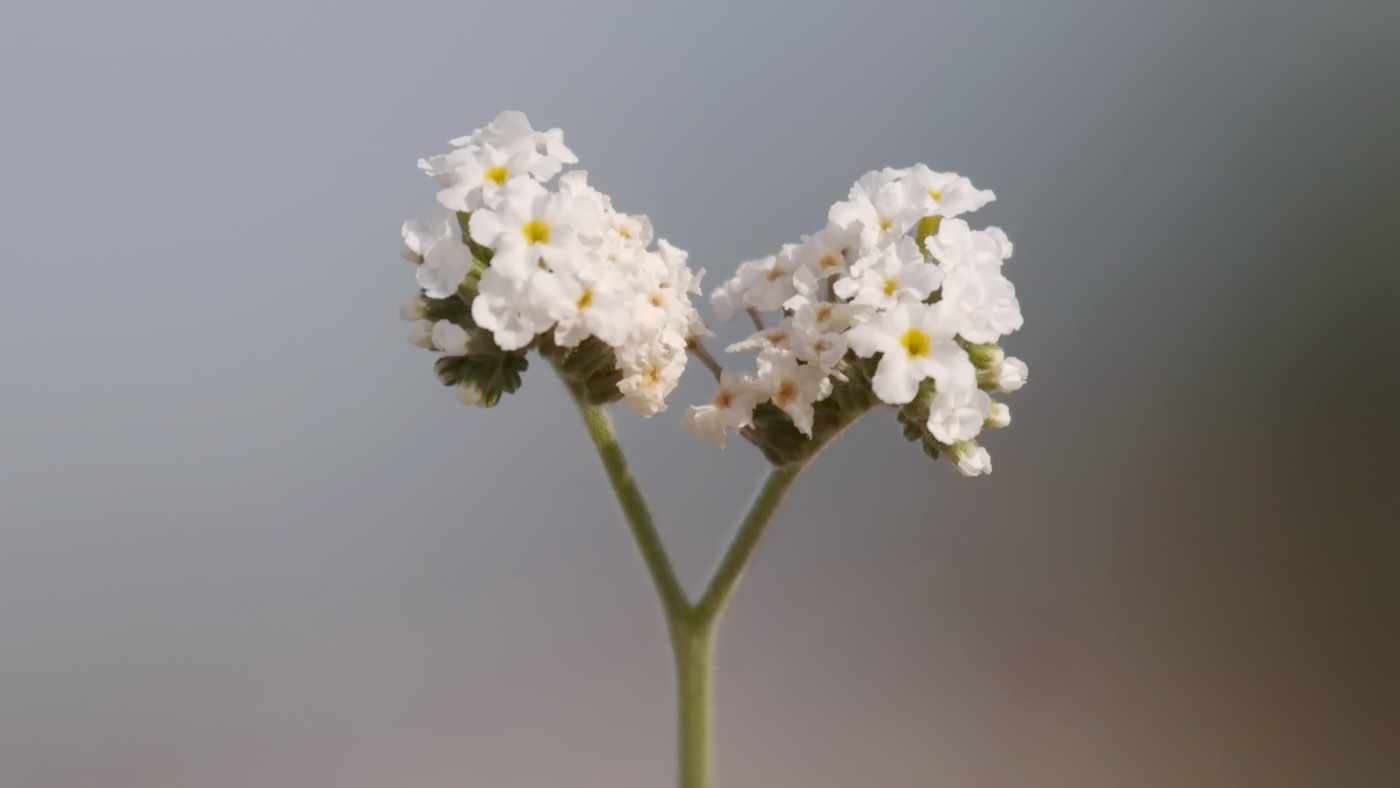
xmin=2 ymin=1 xmax=1397 ymax=786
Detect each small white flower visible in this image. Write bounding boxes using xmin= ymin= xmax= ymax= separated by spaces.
xmin=950 ymin=442 xmax=993 ymax=476
xmin=435 ymin=143 xmax=556 ymax=212
xmin=742 ymin=246 xmax=802 ymax=313
xmin=756 ymin=352 xmax=831 ymax=436
xmin=833 ymin=237 xmax=942 ymax=309
xmin=901 ymin=165 xmax=996 ymax=219
xmin=417 ymin=236 xmax=476 ymax=298
xmin=617 ymin=339 xmax=687 ymax=416
xmin=449 ymin=110 xmax=577 ymax=176
xmin=431 ymin=320 xmax=471 ymax=356
xmin=844 ymin=301 xmax=975 ymax=405
xmin=727 ymin=320 xmax=798 ymax=356
xmin=941 ymin=263 xmax=1022 ymax=344
xmin=926 ymin=218 xmax=1011 ymax=270
xmin=467 ymin=177 xmax=596 ymax=280
xmin=829 ymin=170 xmax=920 ymax=250
xmin=401 ymin=203 xmax=457 ymax=263
xmin=795 ymin=223 xmax=861 ymax=281
xmin=629 ymin=242 xmax=703 ymax=350
xmin=545 ymin=266 xmax=634 ymax=347
xmin=682 ymin=370 xmax=764 ymax=449
xmin=926 ymin=387 xmax=992 ymax=444
xmin=470 ymin=267 xmax=556 ymax=351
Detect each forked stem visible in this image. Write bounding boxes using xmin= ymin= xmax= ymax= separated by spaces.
xmin=565 ymin=382 xmax=814 ymax=788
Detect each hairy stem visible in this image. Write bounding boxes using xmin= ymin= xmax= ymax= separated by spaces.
xmin=569 ymin=394 xmax=690 ymax=622
xmin=564 ymin=378 xmax=821 ymax=788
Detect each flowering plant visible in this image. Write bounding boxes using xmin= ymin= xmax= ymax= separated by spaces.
xmin=398 ymin=111 xmax=1028 ymax=787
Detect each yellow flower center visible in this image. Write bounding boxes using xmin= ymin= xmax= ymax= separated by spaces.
xmin=818 ymin=253 xmax=840 ymax=269
xmin=928 ymin=189 xmax=943 ymax=201
xmin=899 ymin=328 xmax=932 ymax=359
xmin=878 ymin=217 xmax=893 ymax=231
xmin=577 ymin=288 xmax=593 ymax=309
xmin=883 ymin=278 xmax=899 ymax=296
xmin=521 ymin=220 xmax=551 ymax=245
xmin=485 ymin=166 xmax=509 ymax=185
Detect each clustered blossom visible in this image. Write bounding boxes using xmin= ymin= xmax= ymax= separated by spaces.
xmin=399 ymin=111 xmax=704 ymax=414
xmin=687 ymin=165 xmax=1028 ymax=476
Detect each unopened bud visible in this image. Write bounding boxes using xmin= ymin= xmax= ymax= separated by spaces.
xmin=455 ymin=383 xmax=485 ymax=406
xmin=979 ymin=356 xmax=1027 ymax=392
xmin=399 ymin=298 xmax=428 ymax=321
xmin=431 ymin=320 xmax=470 ymax=356
xmin=407 ymin=319 xmax=434 ymax=349
xmin=950 ymin=441 xmax=992 ymax=477
xmin=985 ymin=402 xmax=1011 ymax=428
xmin=965 ymin=342 xmax=1004 ymax=369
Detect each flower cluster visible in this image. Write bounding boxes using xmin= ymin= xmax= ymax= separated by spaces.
xmin=687 ymin=165 xmax=1028 ymax=475
xmin=400 ymin=112 xmax=704 ymax=414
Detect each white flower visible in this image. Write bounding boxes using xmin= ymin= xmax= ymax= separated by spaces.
xmin=950 ymin=442 xmax=993 ymax=476
xmin=788 ymin=302 xmax=859 ymax=371
xmin=470 ymin=267 xmax=556 ymax=351
xmin=756 ymin=352 xmax=831 ymax=436
xmin=681 ymin=371 xmax=764 ymax=448
xmin=401 ymin=203 xmax=457 ymax=263
xmin=627 ymin=241 xmax=703 ymax=350
xmin=417 ymin=236 xmax=476 ymax=299
xmin=901 ymin=165 xmax=996 ymax=218
xmin=926 ymin=387 xmax=992 ymax=444
xmin=987 ymin=357 xmax=1028 ymax=392
xmin=545 ymin=266 xmax=633 ymax=347
xmin=467 ymin=177 xmax=596 ymax=280
xmin=795 ymin=223 xmax=861 ymax=280
xmin=434 ymin=143 xmax=556 ymax=212
xmin=617 ymin=339 xmax=687 ymax=416
xmin=833 ymin=236 xmax=942 ymax=309
xmin=925 ymin=218 xmax=1011 ymax=270
xmin=941 ymin=263 xmax=1022 ymax=344
xmin=829 ymin=170 xmax=919 ymax=250
xmin=449 ymin=110 xmax=576 ymax=176
xmin=844 ymin=301 xmax=975 ymax=405
xmin=431 ymin=320 xmax=471 ymax=356
xmin=727 ymin=320 xmax=798 ymax=356
xmin=742 ymin=246 xmax=801 ymax=313
xmin=407 ymin=319 xmax=434 ymax=349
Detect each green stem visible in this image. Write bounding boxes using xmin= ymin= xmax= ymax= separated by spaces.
xmin=693 ymin=463 xmax=808 ymax=622
xmin=569 ymin=395 xmax=690 ymax=623
xmin=671 ymin=619 xmax=715 ymax=788
xmin=564 ymin=380 xmax=820 ymax=788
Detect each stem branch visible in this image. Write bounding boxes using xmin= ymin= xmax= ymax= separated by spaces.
xmin=569 ymin=393 xmax=690 ymax=622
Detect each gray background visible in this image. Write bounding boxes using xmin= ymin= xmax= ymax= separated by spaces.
xmin=2 ymin=1 xmax=1398 ymax=786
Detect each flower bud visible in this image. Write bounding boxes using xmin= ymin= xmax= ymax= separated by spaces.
xmin=949 ymin=441 xmax=992 ymax=476
xmin=431 ymin=320 xmax=470 ymax=356
xmin=985 ymin=402 xmax=1011 ymax=428
xmin=979 ymin=356 xmax=1028 ymax=392
xmin=964 ymin=342 xmax=1004 ymax=370
xmin=399 ymin=298 xmax=428 ymax=321
xmin=455 ymin=382 xmax=485 ymax=406
xmin=407 ymin=319 xmax=434 ymax=349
